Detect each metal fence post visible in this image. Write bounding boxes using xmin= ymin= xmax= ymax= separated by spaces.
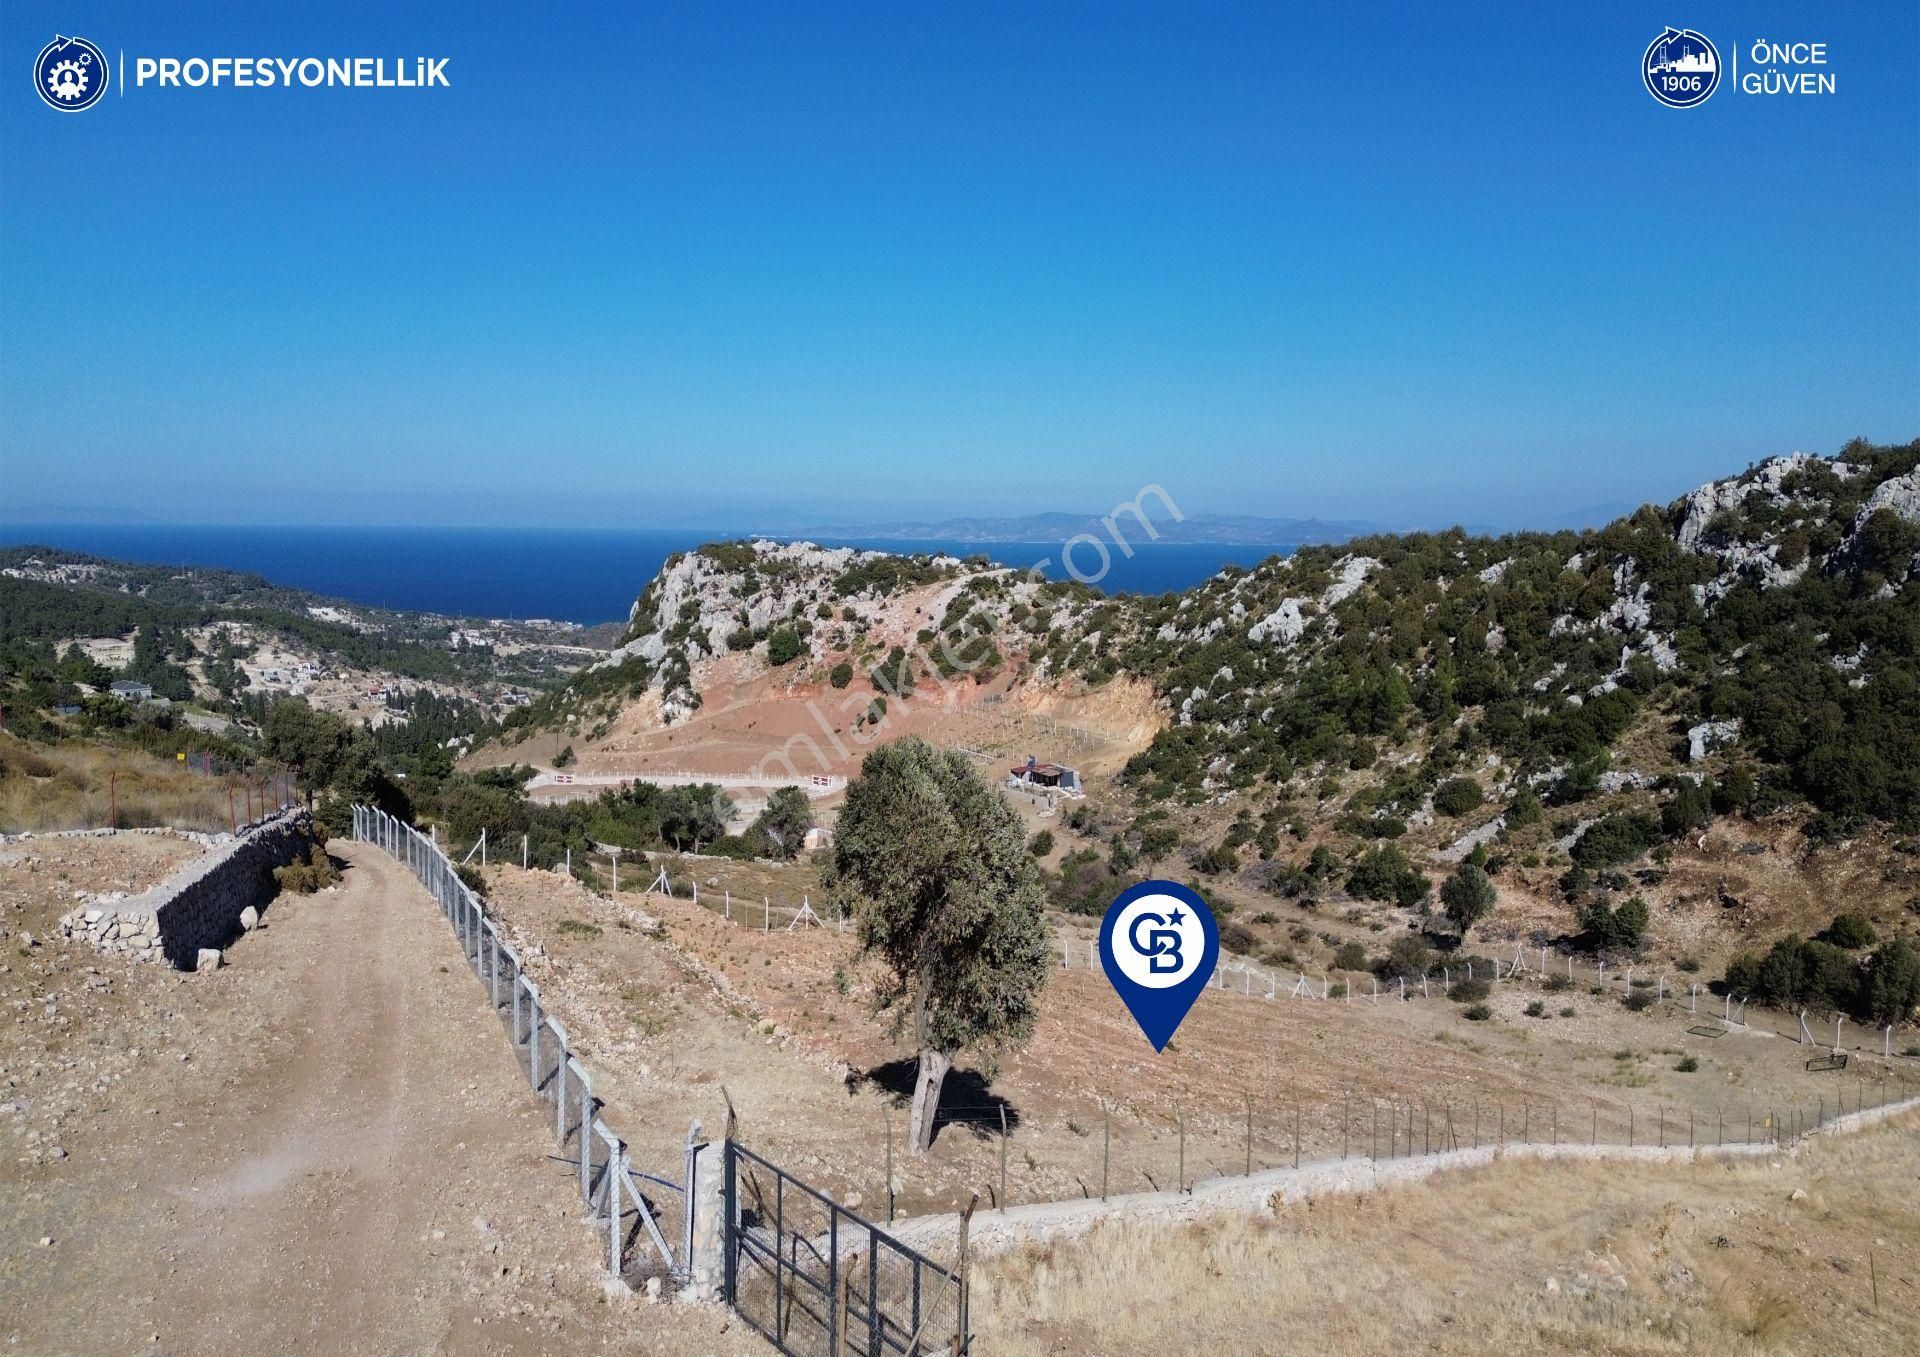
xmin=723 ymin=1140 xmax=739 ymax=1307
xmin=609 ymin=1143 xmax=624 ymax=1275
xmin=554 ymin=1026 xmax=569 ymax=1138
xmin=998 ymin=1104 xmax=1009 ymax=1209
xmin=529 ymin=996 xmax=542 ymax=1091
xmin=578 ymin=1067 xmax=594 ymax=1201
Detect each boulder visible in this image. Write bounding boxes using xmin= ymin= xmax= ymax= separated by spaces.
xmin=195 ymin=948 xmax=223 ymax=972
xmin=1687 ymin=719 xmax=1740 ymax=763
xmin=239 ymin=905 xmax=260 ymax=932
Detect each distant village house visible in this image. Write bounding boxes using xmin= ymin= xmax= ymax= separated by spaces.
xmin=1008 ymin=755 xmax=1082 ymax=795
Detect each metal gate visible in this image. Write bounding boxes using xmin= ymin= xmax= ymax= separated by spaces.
xmin=725 ymin=1142 xmax=969 ymax=1356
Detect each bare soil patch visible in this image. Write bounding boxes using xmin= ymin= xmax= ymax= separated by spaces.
xmin=476 ymin=858 xmax=1918 ymax=1233
xmin=0 ymin=839 xmax=758 ymax=1356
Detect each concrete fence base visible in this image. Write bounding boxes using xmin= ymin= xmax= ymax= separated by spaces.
xmin=886 ymin=1094 xmax=1920 ymax=1259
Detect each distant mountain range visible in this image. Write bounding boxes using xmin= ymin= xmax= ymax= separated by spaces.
xmin=779 ymin=510 xmax=1379 ymax=547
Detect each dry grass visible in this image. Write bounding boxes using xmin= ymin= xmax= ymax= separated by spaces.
xmin=971 ymin=1112 xmax=1920 ymax=1356
xmin=0 ymin=737 xmax=234 ymax=833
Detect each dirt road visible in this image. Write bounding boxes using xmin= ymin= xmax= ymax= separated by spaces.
xmin=0 ymin=839 xmax=755 ymax=1356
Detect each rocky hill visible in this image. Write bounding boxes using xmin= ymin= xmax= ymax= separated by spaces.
xmin=523 ymin=440 xmax=1918 ymax=835
xmin=444 ymin=440 xmax=1920 ymax=1026
xmin=1113 ymin=441 xmax=1919 ymax=825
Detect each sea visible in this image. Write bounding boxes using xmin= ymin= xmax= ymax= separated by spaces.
xmin=0 ymin=524 xmax=1294 ymax=625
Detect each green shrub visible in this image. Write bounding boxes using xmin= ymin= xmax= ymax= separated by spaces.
xmin=274 ymin=843 xmax=339 ymax=894
xmin=1728 ymin=932 xmax=1919 ymax=1024
xmin=1523 ymin=999 xmax=1546 ymax=1017
xmin=1440 ymin=862 xmax=1497 ymax=939
xmin=1462 ymin=1002 xmax=1493 ymax=1022
xmin=1578 ymin=894 xmax=1650 ymax=951
xmin=766 ymin=629 xmax=803 ymax=666
xmin=1449 ymin=978 xmax=1490 ymax=1002
xmin=1570 ymin=813 xmax=1660 ymax=870
xmin=1432 ymin=777 xmax=1484 ymax=817
xmin=1193 ymin=841 xmax=1239 ymax=875
xmin=1028 ymin=829 xmax=1054 ymax=857
xmin=828 ymin=661 xmax=854 ymax=689
xmin=1345 ymin=844 xmax=1429 ymax=908
xmin=1674 ymin=1055 xmax=1699 ymax=1072
xmin=1825 ymin=913 xmax=1877 ymax=949
xmin=1375 ymin=935 xmax=1433 ymax=981
xmin=1863 ymin=938 xmax=1920 ymax=1025
xmin=1332 ymin=941 xmax=1369 ymax=972
xmin=1622 ymin=989 xmax=1657 ymax=1012
xmin=869 ymin=646 xmax=915 ymax=697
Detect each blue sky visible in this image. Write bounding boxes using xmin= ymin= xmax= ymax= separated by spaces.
xmin=2 ymin=2 xmax=1915 ymax=530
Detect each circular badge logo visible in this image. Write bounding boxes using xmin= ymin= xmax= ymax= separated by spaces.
xmin=35 ymin=35 xmax=109 ymax=112
xmin=1107 ymin=885 xmax=1209 ymax=990
xmin=1642 ymin=27 xmax=1719 ymax=109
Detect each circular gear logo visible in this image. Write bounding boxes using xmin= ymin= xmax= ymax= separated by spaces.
xmin=1643 ymin=27 xmax=1720 ymax=109
xmin=34 ymin=35 xmax=109 ymax=112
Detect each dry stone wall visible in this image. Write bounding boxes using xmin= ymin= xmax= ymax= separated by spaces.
xmin=57 ymin=809 xmax=314 ymax=969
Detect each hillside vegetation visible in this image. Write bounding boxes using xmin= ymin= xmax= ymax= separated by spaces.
xmin=509 ymin=440 xmax=1920 ymax=1019
xmin=0 ymin=548 xmax=611 ymax=799
xmin=532 ymin=439 xmax=1917 ymax=835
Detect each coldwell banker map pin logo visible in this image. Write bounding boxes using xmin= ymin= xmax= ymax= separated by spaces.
xmin=1099 ymin=880 xmax=1218 ymax=1052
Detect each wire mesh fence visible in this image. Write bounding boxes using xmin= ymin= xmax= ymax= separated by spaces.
xmin=1055 ymin=935 xmax=1920 ymax=1063
xmin=0 ymin=755 xmax=299 ymax=837
xmin=356 ymin=803 xmax=681 ymax=1286
xmin=352 ymin=805 xmax=969 ymax=1349
xmin=533 ymin=847 xmax=1920 ymax=1225
xmin=606 ymin=854 xmax=1919 ymax=1069
xmin=895 ymin=1065 xmax=1920 ymax=1219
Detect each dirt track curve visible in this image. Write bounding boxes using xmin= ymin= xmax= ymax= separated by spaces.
xmin=0 ymin=839 xmax=755 ymax=1356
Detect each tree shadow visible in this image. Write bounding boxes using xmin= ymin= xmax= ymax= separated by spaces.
xmin=851 ymin=1058 xmax=1022 ymax=1145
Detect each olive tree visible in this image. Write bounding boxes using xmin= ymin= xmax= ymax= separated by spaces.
xmin=748 ymin=785 xmax=813 ymax=859
xmin=825 ymin=738 xmax=1053 ymax=1155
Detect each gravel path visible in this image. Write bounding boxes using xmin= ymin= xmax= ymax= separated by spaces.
xmin=0 ymin=839 xmax=756 ymax=1356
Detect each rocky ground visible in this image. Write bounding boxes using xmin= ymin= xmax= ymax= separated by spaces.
xmin=471 ymin=855 xmax=1920 ymax=1230
xmin=0 ymin=837 xmax=760 ymax=1356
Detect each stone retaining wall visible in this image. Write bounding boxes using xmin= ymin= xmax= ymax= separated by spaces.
xmin=57 ymin=809 xmax=315 ymax=969
xmin=0 ymin=824 xmax=228 ymax=848
xmin=886 ymin=1094 xmax=1920 ymax=1258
